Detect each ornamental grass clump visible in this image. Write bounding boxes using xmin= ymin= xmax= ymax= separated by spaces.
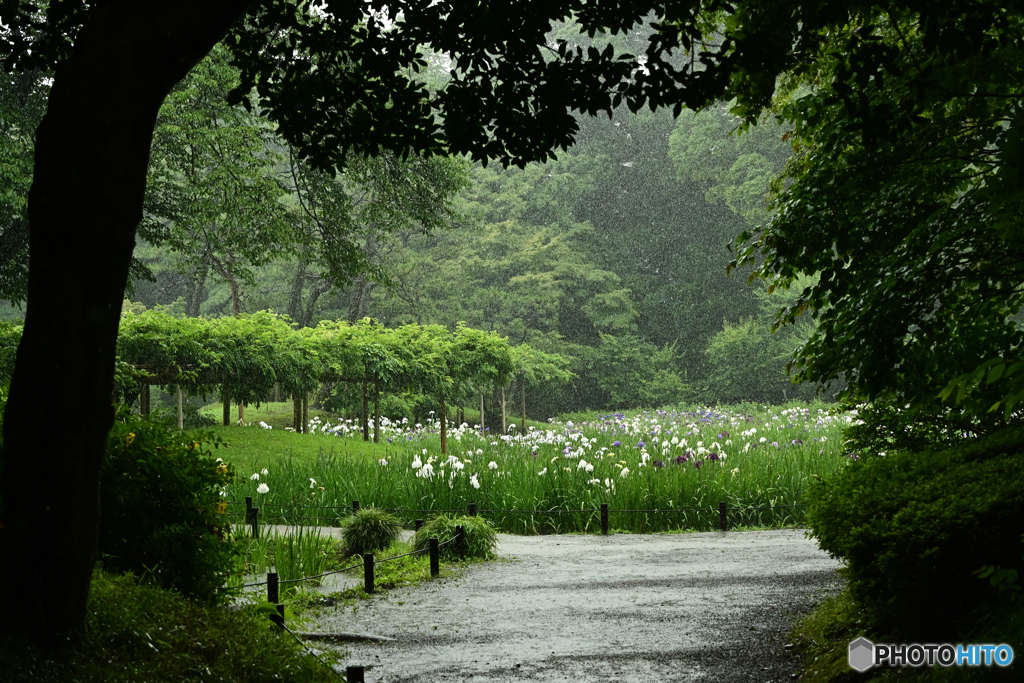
xmin=412 ymin=515 xmax=498 ymax=560
xmin=341 ymin=507 xmax=401 ymax=555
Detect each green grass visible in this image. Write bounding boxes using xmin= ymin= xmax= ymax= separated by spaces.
xmin=0 ymin=569 xmax=339 ymax=683
xmin=204 ymin=402 xmax=850 ymax=534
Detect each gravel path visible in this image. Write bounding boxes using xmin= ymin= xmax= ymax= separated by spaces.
xmin=312 ymin=529 xmax=843 ymax=682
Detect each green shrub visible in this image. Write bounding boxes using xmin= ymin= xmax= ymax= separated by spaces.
xmin=806 ymin=426 xmax=1024 ymax=641
xmin=0 ymin=568 xmax=336 ymax=682
xmin=99 ymin=407 xmax=237 ymax=603
xmin=342 ymin=508 xmax=401 ymax=555
xmin=412 ymin=515 xmax=498 ymax=560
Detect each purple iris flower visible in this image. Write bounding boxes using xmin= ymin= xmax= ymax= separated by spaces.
xmin=612 ymin=440 xmax=621 ymax=447
xmin=653 ymin=460 xmax=665 ymax=469
xmin=693 ymin=460 xmax=702 ymax=469
xmin=707 ymin=453 xmax=719 ymax=461
xmin=637 ymin=441 xmax=645 ymax=449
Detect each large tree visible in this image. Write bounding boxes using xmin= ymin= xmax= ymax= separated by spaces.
xmin=0 ymin=0 xmax=709 ymax=642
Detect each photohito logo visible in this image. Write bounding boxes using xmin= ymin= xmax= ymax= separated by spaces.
xmin=848 ymin=637 xmax=1014 ymax=671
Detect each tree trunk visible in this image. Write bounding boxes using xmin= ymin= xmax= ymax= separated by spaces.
xmin=521 ymin=379 xmax=527 ymax=434
xmin=222 ymin=390 xmax=230 ymax=426
xmin=286 ymin=258 xmax=307 ymax=324
xmin=0 ymin=0 xmax=255 ymax=643
xmin=185 ymin=262 xmax=208 ymax=317
xmin=440 ymin=396 xmax=447 ymax=455
xmin=480 ymin=393 xmax=485 ymax=435
xmin=177 ymin=386 xmax=184 ymax=429
xmin=303 ymin=393 xmax=309 ymax=432
xmin=139 ymin=382 xmax=150 ymax=418
xmin=501 ymin=386 xmax=506 ymax=434
xmin=373 ymin=383 xmax=380 ymax=443
xmin=362 ymin=379 xmax=369 ymax=441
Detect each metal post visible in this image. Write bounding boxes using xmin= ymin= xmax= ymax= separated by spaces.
xmin=415 ymin=519 xmax=423 ymax=531
xmin=270 ymin=603 xmax=284 ymax=629
xmin=429 ymin=537 xmax=439 ymax=577
xmin=346 ymin=666 xmax=365 ymax=683
xmin=719 ymin=501 xmax=728 ymax=532
xmin=353 ymin=500 xmax=360 ymax=515
xmin=268 ymin=572 xmax=279 ymax=604
xmin=601 ymin=503 xmax=609 ymax=535
xmin=468 ymin=503 xmax=476 ymax=517
xmin=251 ymin=507 xmax=259 ymax=539
xmin=364 ymin=553 xmax=374 ymax=594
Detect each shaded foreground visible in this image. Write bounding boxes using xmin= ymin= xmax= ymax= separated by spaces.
xmin=315 ymin=529 xmax=843 ymax=682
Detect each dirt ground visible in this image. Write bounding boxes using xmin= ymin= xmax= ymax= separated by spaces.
xmin=310 ymin=529 xmax=844 ymax=682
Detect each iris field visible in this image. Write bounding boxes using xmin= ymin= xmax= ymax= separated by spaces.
xmin=219 ymin=403 xmax=853 ymax=534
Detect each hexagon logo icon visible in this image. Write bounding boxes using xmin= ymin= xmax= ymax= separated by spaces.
xmin=848 ymin=637 xmax=875 ymax=672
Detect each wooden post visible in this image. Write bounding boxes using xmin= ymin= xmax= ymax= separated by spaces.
xmin=429 ymin=537 xmax=439 ymax=577
xmin=719 ymin=501 xmax=728 ymax=532
xmin=521 ymin=379 xmax=526 ymax=434
xmin=440 ymin=396 xmax=447 ymax=455
xmin=139 ymin=382 xmax=150 ymax=418
xmin=479 ymin=393 xmax=484 ymax=435
xmin=346 ymin=666 xmax=365 ymax=683
xmin=363 ymin=553 xmax=374 ymax=594
xmin=251 ymin=507 xmax=259 ymax=539
xmin=270 ymin=603 xmax=284 ymax=630
xmin=238 ymin=400 xmax=245 ymax=426
xmin=293 ymin=395 xmax=302 ymax=432
xmin=374 ymin=383 xmax=380 ymax=444
xmin=362 ymin=379 xmax=369 ymax=441
xmin=601 ymin=503 xmax=609 ymax=535
xmin=222 ymin=391 xmax=230 ymax=426
xmin=176 ymin=386 xmax=184 ymax=430
xmin=468 ymin=503 xmax=476 ymax=517
xmin=501 ymin=386 xmax=506 ymax=434
xmin=353 ymin=500 xmax=360 ymax=515
xmin=415 ymin=519 xmax=423 ymax=531
xmin=456 ymin=525 xmax=466 ymax=556
xmin=267 ymin=572 xmax=279 ymax=604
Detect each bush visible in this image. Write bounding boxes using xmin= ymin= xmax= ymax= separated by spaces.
xmin=99 ymin=407 xmax=237 ymax=603
xmin=806 ymin=425 xmax=1024 ymax=641
xmin=0 ymin=568 xmax=336 ymax=682
xmin=341 ymin=508 xmax=401 ymax=555
xmin=412 ymin=515 xmax=498 ymax=560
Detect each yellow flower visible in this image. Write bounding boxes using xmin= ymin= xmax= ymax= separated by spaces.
xmin=189 ymin=441 xmax=200 ymax=451
xmin=216 ymin=463 xmax=228 ymax=475
xmin=125 ymin=433 xmax=135 ymax=446
xmin=215 ymin=501 xmax=227 ymax=514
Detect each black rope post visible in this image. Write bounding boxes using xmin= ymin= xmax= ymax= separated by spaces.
xmin=364 ymin=553 xmax=374 ymax=594
xmin=468 ymin=503 xmax=476 ymax=517
xmin=415 ymin=519 xmax=423 ymax=531
xmin=719 ymin=501 xmax=728 ymax=532
xmin=245 ymin=496 xmax=253 ymax=526
xmin=346 ymin=666 xmax=365 ymax=683
xmin=267 ymin=572 xmax=279 ymax=604
xmin=601 ymin=503 xmax=609 ymax=535
xmin=429 ymin=537 xmax=439 ymax=577
xmin=456 ymin=525 xmax=465 ymax=557
xmin=353 ymin=500 xmax=360 ymax=515
xmin=251 ymin=507 xmax=260 ymax=539
xmin=270 ymin=603 xmax=284 ymax=630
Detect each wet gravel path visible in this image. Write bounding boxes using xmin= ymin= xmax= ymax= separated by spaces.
xmin=312 ymin=529 xmax=843 ymax=682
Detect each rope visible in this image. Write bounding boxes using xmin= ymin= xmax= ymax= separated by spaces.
xmin=277 ymin=561 xmax=364 ymax=586
xmin=281 ymin=624 xmax=343 ymax=678
xmin=374 ymin=547 xmax=430 ymax=565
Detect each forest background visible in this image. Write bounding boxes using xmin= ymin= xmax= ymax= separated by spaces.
xmin=0 ymin=37 xmax=820 ymax=419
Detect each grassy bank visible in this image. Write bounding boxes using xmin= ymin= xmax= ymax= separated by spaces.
xmin=204 ymin=402 xmax=851 ymax=534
